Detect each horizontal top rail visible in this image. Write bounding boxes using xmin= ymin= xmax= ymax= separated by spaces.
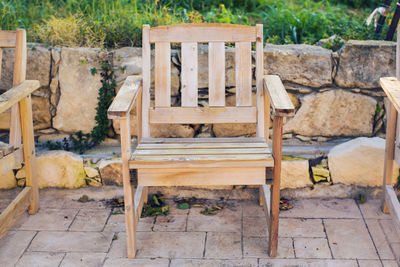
xmin=149 ymin=23 xmax=257 ymax=43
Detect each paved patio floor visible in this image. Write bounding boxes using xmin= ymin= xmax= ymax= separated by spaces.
xmin=0 ymin=188 xmax=399 ymax=267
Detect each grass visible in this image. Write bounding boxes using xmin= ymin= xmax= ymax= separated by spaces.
xmin=0 ymin=0 xmax=393 ymax=48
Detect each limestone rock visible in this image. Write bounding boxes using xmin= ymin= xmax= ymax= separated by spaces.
xmin=99 ymin=159 xmax=122 ymax=185
xmin=328 ymin=137 xmax=399 ymax=186
xmin=112 ymin=47 xmax=142 ymax=89
xmin=32 ymin=95 xmax=51 ymax=130
xmin=0 ymin=170 xmax=16 ymax=189
xmin=0 ymin=44 xmax=51 ymax=90
xmin=53 ymin=48 xmax=103 ymax=133
xmin=264 ymin=44 xmax=332 ymax=88
xmin=281 ymin=160 xmax=311 ymax=189
xmin=86 ymin=177 xmax=102 ymax=187
xmin=15 ymin=168 xmax=25 ymax=179
xmin=84 ymin=166 xmax=99 ymax=178
xmin=150 ymin=124 xmax=195 ymax=138
xmin=36 ymin=150 xmax=86 ymax=188
xmin=335 ymin=40 xmax=396 ymax=88
xmin=284 ymin=90 xmax=376 ymax=136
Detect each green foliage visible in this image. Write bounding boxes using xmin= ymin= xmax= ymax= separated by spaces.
xmin=0 ymin=0 xmax=387 ymax=48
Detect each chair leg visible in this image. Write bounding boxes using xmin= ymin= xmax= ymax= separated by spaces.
xmin=143 ymin=186 xmax=149 ymax=204
xmin=269 ymin=116 xmax=283 ymax=258
xmin=120 ymin=117 xmax=137 ymax=258
xmin=259 ymin=187 xmax=263 ymax=206
xmin=383 ymin=102 xmax=397 ymax=214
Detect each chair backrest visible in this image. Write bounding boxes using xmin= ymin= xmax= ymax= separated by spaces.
xmin=141 ymin=24 xmax=268 ymax=140
xmin=0 ymin=29 xmax=27 ymax=149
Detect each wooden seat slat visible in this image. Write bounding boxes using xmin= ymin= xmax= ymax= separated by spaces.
xmin=134 ymin=147 xmax=270 ymax=156
xmin=136 ymin=142 xmax=268 ymax=149
xmin=140 ymin=137 xmax=266 ymax=144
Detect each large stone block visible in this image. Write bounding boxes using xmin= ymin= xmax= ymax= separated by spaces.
xmin=0 ymin=44 xmax=51 ymax=90
xmin=328 ymin=137 xmax=399 ymax=186
xmin=99 ymin=159 xmax=122 ymax=185
xmin=284 ymin=90 xmax=376 ymax=136
xmin=32 ymin=95 xmax=51 ymax=130
xmin=264 ymin=44 xmax=332 ymax=88
xmin=112 ymin=47 xmax=141 ymax=88
xmin=53 ymin=48 xmax=103 ymax=133
xmin=335 ymin=40 xmax=396 ymax=88
xmin=281 ymin=160 xmax=311 ymax=189
xmin=0 ymin=170 xmax=16 ymax=189
xmin=36 ymin=150 xmax=86 ymax=188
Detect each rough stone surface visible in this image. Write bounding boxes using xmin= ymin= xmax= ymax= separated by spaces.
xmin=284 ymin=90 xmax=376 ymax=136
xmin=328 ymin=137 xmax=399 ymax=186
xmin=32 ymin=95 xmax=51 ymax=130
xmin=281 ymin=160 xmax=311 ymax=189
xmin=53 ymin=48 xmax=103 ymax=133
xmin=84 ymin=166 xmax=99 ymax=178
xmin=99 ymin=159 xmax=122 ymax=185
xmin=264 ymin=44 xmax=332 ymax=88
xmin=112 ymin=47 xmax=141 ymax=89
xmin=36 ymin=150 xmax=86 ymax=189
xmin=150 ymin=124 xmax=195 ymax=138
xmin=112 ymin=111 xmax=137 ymax=136
xmin=0 ymin=44 xmax=51 ymax=90
xmin=335 ymin=40 xmax=396 ymax=88
xmin=0 ymin=170 xmax=16 ymax=189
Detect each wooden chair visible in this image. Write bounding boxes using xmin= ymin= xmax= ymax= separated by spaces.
xmin=0 ymin=29 xmax=40 ymax=239
xmin=107 ymin=24 xmax=294 ymax=258
xmin=380 ymin=25 xmax=400 ymax=239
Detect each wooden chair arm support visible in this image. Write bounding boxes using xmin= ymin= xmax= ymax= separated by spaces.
xmin=0 ymin=80 xmax=40 ymax=114
xmin=263 ymin=75 xmax=295 ymax=117
xmin=380 ymin=77 xmax=400 ymax=113
xmin=108 ymin=75 xmax=143 ymax=119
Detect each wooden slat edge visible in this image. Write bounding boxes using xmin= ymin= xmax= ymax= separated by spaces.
xmin=134 ymin=186 xmax=145 ymax=222
xmin=263 ymin=75 xmax=295 ymax=117
xmin=140 ymin=137 xmax=266 ymax=143
xmin=260 ymin=184 xmax=271 ymax=228
xmin=108 ymin=75 xmax=142 ymax=118
xmin=0 ymin=80 xmax=40 ymax=114
xmin=0 ymin=187 xmax=31 ymax=240
xmin=0 ymin=30 xmax=16 ymax=48
xmin=384 ymin=185 xmax=400 ymax=238
xmin=0 ymin=148 xmax=21 ymax=176
xmin=380 ymin=77 xmax=400 ymax=113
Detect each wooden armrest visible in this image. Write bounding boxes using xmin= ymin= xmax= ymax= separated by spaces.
xmin=263 ymin=75 xmax=295 ymax=117
xmin=108 ymin=75 xmax=142 ymax=119
xmin=380 ymin=77 xmax=400 ymax=113
xmin=0 ymin=80 xmax=40 ymax=114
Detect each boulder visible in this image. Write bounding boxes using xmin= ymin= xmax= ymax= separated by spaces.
xmin=281 ymin=160 xmax=311 ymax=189
xmin=328 ymin=137 xmax=399 ymax=186
xmin=99 ymin=159 xmax=122 ymax=185
xmin=284 ymin=90 xmax=376 ymax=136
xmin=0 ymin=170 xmax=16 ymax=189
xmin=112 ymin=47 xmax=142 ymax=88
xmin=150 ymin=124 xmax=195 ymax=138
xmin=264 ymin=44 xmax=332 ymax=88
xmin=53 ymin=48 xmax=103 ymax=133
xmin=335 ymin=40 xmax=396 ymax=88
xmin=0 ymin=44 xmax=51 ymax=90
xmin=36 ymin=150 xmax=86 ymax=188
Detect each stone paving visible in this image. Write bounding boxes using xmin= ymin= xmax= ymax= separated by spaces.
xmin=0 ymin=188 xmax=399 ymax=267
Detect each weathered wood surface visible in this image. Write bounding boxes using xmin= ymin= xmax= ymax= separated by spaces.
xmin=384 ymin=185 xmax=400 ymax=238
xmin=181 ymin=42 xmax=198 ymax=107
xmin=0 ymin=80 xmax=40 ymax=114
xmin=155 ymin=42 xmax=171 ymax=107
xmin=380 ymin=77 xmax=400 ymax=114
xmin=208 ymin=42 xmax=225 ymax=107
xmin=108 ymin=75 xmax=142 ymax=118
xmin=264 ymin=75 xmax=295 ymax=117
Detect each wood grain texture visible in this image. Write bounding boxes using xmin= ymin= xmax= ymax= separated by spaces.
xmin=0 ymin=30 xmax=16 ymax=48
xmin=19 ymin=95 xmax=39 ymax=214
xmin=108 ymin=75 xmax=142 ymax=118
xmin=149 ymin=107 xmax=257 ymax=124
xmin=0 ymin=148 xmax=20 ymax=176
xmin=155 ymin=42 xmax=171 ymax=107
xmin=384 ymin=185 xmax=400 ymax=238
xmin=181 ymin=42 xmax=198 ymax=107
xmin=138 ymin=167 xmax=265 ymax=186
xmin=150 ymin=23 xmax=256 ymax=43
xmin=235 ymin=42 xmax=252 ymax=107
xmin=140 ymin=137 xmax=265 ymax=144
xmin=380 ymin=77 xmax=400 ymax=114
xmin=0 ymin=80 xmax=40 ymax=114
xmin=255 ymin=24 xmax=265 ymax=138
xmin=209 ymin=42 xmax=225 ymax=106
xmin=142 ymin=25 xmax=151 ymax=138
xmin=260 ymin=184 xmax=271 ymax=230
xmin=0 ymin=187 xmax=31 ymax=240
xmin=264 ymin=75 xmax=295 ymax=116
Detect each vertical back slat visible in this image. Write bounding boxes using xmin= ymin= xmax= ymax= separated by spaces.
xmin=255 ymin=24 xmax=265 ymax=139
xmin=181 ymin=42 xmax=198 ymax=107
xmin=142 ymin=25 xmax=151 ymax=138
xmin=209 ymin=42 xmax=225 ymax=107
xmin=235 ymin=42 xmax=252 ymax=106
xmin=155 ymin=42 xmax=171 ymax=107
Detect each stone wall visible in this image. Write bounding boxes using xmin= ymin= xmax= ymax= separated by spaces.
xmin=0 ymin=40 xmax=398 ymax=193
